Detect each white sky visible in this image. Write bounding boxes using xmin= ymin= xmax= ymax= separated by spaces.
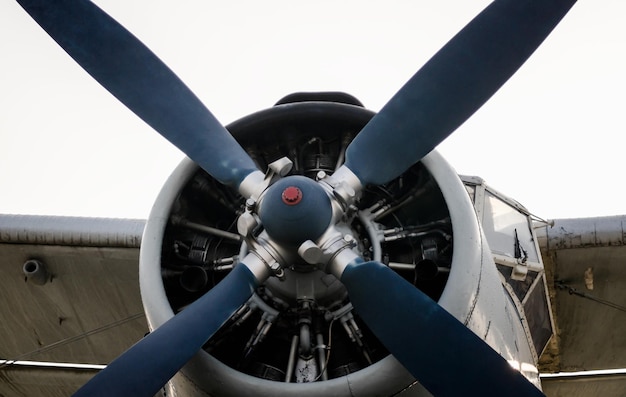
xmin=1 ymin=1 xmax=624 ymax=220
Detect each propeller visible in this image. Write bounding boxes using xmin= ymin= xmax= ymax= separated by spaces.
xmin=341 ymin=259 xmax=545 ymax=397
xmin=331 ymin=1 xmax=575 ymax=395
xmin=342 ymin=0 xmax=577 ymax=186
xmin=72 ymin=260 xmax=262 ymax=397
xmin=16 ymin=0 xmax=576 ymax=396
xmin=17 ymin=0 xmax=259 ymax=189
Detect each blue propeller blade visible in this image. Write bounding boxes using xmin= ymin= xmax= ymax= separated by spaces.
xmin=341 ymin=260 xmax=545 ymax=397
xmin=343 ymin=0 xmax=576 ymax=186
xmin=17 ymin=0 xmax=259 ymax=188
xmin=72 ymin=264 xmax=259 ymax=397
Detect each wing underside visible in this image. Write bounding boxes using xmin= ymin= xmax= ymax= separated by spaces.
xmin=537 ymin=215 xmax=626 ymax=397
xmin=0 ymin=215 xmax=147 ymax=397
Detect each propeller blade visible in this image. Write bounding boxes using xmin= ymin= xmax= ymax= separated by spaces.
xmin=17 ymin=0 xmax=259 ymax=188
xmin=343 ymin=0 xmax=576 ymax=186
xmin=72 ymin=263 xmax=259 ymax=397
xmin=341 ymin=260 xmax=545 ymax=397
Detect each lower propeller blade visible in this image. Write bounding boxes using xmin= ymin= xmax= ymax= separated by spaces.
xmin=17 ymin=0 xmax=259 ymax=189
xmin=341 ymin=260 xmax=545 ymax=397
xmin=73 ymin=263 xmax=259 ymax=397
xmin=343 ymin=0 xmax=576 ymax=186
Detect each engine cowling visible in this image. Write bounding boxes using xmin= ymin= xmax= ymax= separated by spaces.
xmin=140 ymin=96 xmax=535 ymax=396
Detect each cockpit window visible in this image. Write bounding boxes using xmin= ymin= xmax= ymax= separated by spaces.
xmin=481 ymin=192 xmax=539 ymax=263
xmin=462 ymin=178 xmax=554 ymax=358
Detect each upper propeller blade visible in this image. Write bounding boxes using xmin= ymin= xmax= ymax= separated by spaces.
xmin=343 ymin=0 xmax=576 ymax=186
xmin=72 ymin=262 xmax=259 ymax=397
xmin=17 ymin=0 xmax=259 ymax=189
xmin=341 ymin=260 xmax=545 ymax=397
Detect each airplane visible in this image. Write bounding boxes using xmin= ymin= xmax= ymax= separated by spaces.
xmin=1 ymin=0 xmax=625 ymax=396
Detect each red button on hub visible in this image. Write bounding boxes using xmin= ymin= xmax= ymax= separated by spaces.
xmin=282 ymin=186 xmax=303 ymax=205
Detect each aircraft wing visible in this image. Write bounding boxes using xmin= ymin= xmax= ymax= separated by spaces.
xmin=0 ymin=215 xmax=147 ymax=397
xmin=537 ymin=216 xmax=626 ymax=397
xmin=3 ymin=212 xmax=625 ymax=397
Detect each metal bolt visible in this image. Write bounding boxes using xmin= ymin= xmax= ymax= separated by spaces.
xmin=245 ymin=198 xmax=256 ymax=211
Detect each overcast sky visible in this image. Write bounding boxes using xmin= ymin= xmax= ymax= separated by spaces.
xmin=1 ymin=1 xmax=625 ymax=220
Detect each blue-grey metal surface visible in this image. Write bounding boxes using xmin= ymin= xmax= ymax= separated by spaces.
xmin=258 ymin=176 xmax=333 ymax=245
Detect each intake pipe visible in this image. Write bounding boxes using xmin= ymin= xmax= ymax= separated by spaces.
xmin=23 ymin=259 xmax=49 ymax=285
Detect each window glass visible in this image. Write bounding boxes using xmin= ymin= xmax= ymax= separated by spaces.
xmin=524 ymin=280 xmax=553 ymax=355
xmin=482 ymin=192 xmax=539 ymax=263
xmin=497 ymin=265 xmax=538 ymax=302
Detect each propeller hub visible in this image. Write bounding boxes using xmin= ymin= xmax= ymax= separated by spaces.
xmin=259 ymin=176 xmax=332 ymax=245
